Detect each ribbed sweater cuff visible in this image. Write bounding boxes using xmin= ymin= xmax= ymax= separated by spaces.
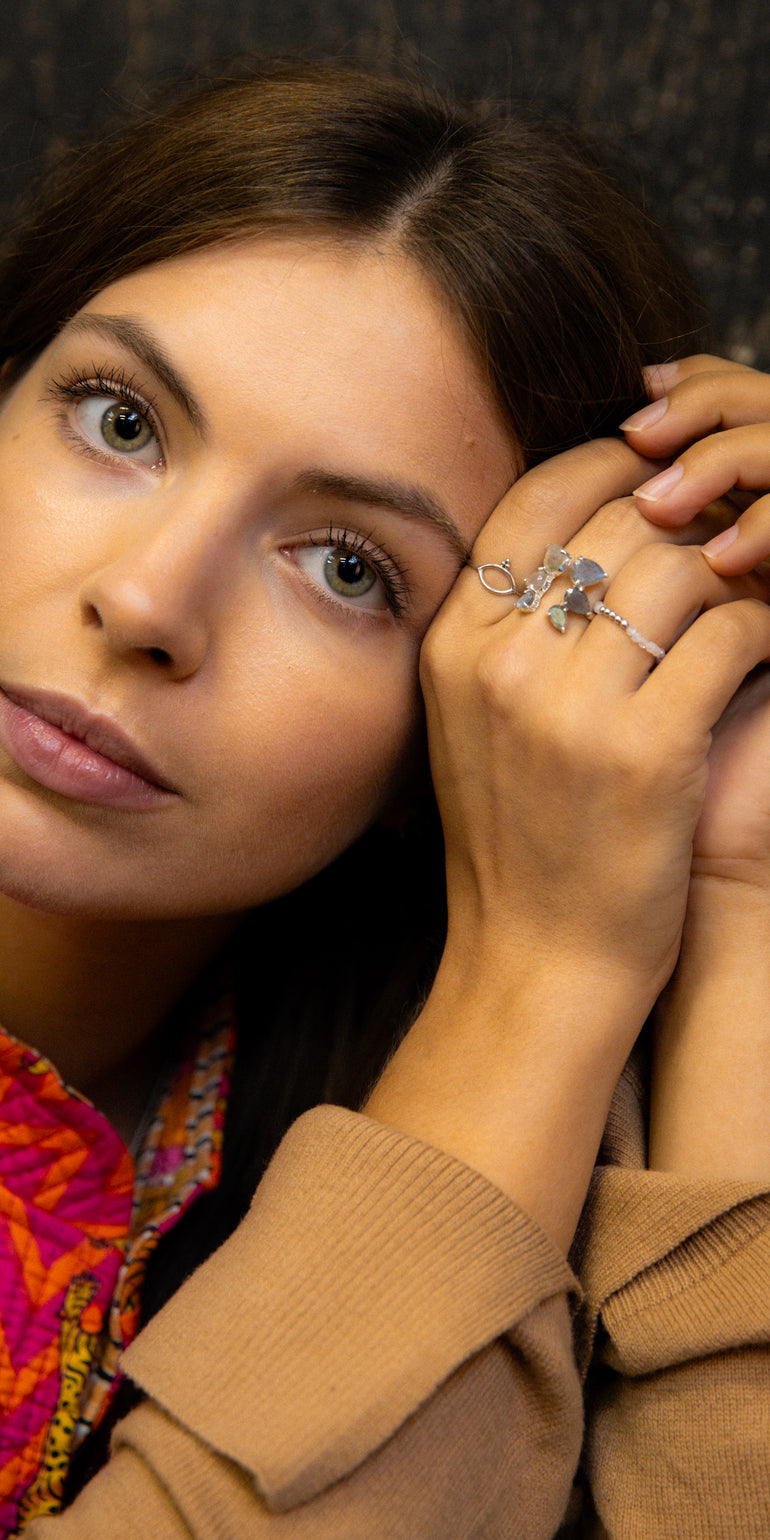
xmin=576 ymin=1166 xmax=770 ymax=1374
xmin=123 ymin=1105 xmax=577 ymax=1507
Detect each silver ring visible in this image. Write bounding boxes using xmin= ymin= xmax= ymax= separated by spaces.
xmin=592 ymin=603 xmax=666 ymax=662
xmin=476 ymin=558 xmax=520 ymax=596
xmin=514 ymin=545 xmax=608 ymax=631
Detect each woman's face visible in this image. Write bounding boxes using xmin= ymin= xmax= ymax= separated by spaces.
xmin=0 ymin=237 xmax=516 ymax=919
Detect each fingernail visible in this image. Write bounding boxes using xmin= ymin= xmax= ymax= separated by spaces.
xmin=619 ymin=397 xmax=670 ymax=431
xmin=633 ymin=463 xmax=685 ymax=500
xmin=642 ymin=362 xmax=680 ymax=400
xmin=702 ymin=524 xmax=739 ymax=559
xmin=643 ymin=361 xmax=680 ymax=383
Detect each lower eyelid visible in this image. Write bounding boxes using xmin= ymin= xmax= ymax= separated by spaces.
xmin=61 ymin=417 xmax=164 ymax=472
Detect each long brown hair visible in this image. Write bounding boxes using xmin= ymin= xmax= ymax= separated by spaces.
xmin=1 ymin=60 xmax=706 ymax=459
xmin=1 ymin=65 xmax=707 ymax=1469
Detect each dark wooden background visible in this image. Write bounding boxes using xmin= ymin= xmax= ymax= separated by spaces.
xmin=1 ymin=0 xmax=768 ymax=366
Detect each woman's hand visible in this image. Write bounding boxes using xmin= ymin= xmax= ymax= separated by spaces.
xmin=367 ymin=437 xmax=770 ymax=1247
xmin=421 ymin=437 xmax=770 ymax=997
xmin=622 ymin=357 xmax=770 ymax=877
xmin=623 ymin=355 xmax=770 ymax=574
xmin=619 ymin=357 xmax=770 ymax=1179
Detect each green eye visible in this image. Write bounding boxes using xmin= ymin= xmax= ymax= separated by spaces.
xmin=294 ymin=543 xmax=388 ymax=611
xmin=324 ymin=550 xmax=377 ymax=598
xmin=99 ymin=402 xmax=155 ymax=454
xmin=73 ymin=393 xmax=161 ymax=464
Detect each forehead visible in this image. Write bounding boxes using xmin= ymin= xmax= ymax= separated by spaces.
xmin=77 ymin=236 xmax=518 ymax=546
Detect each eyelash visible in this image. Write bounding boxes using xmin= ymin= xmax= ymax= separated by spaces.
xmin=305 ymin=526 xmax=411 ymax=620
xmin=45 ymin=365 xmax=411 ymax=620
xmin=46 ymin=363 xmax=164 ymax=467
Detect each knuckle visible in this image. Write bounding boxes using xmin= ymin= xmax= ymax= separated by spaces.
xmin=626 ymin=540 xmax=699 ymax=587
xmin=475 ymin=639 xmax=524 ymax=712
xmin=710 ymin=595 xmax=767 ymax=646
xmin=584 ymin=494 xmax=641 ymax=544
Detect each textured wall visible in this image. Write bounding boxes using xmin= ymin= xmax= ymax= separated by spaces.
xmin=0 ymin=0 xmax=768 ymax=365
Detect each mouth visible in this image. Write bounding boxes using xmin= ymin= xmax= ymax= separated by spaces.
xmin=0 ymin=683 xmax=178 ymax=810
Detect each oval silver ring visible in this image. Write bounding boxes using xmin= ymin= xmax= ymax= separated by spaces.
xmin=476 ymin=559 xmax=519 ymax=596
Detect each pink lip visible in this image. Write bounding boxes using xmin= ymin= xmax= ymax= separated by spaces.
xmin=0 ymin=684 xmax=178 ymax=809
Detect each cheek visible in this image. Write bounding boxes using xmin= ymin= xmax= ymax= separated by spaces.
xmin=211 ymin=650 xmax=424 ymax=900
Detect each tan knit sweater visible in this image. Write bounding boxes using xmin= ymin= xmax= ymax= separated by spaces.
xmin=26 ymin=1049 xmax=770 ymax=1539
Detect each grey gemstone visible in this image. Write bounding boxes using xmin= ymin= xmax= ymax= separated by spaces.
xmin=564 ymin=587 xmax=592 ymax=614
xmin=569 ymin=557 xmax=606 ymax=588
xmin=516 ymin=589 xmax=541 ymax=610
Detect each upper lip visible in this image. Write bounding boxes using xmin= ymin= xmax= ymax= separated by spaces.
xmin=1 ymin=683 xmax=177 ymax=792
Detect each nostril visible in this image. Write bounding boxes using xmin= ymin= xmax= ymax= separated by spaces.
xmin=148 ymin=647 xmax=173 ymax=666
xmin=81 ymin=600 xmax=103 ymax=629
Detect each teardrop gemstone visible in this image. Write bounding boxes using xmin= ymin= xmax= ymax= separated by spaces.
xmin=516 ymin=589 xmax=541 ymax=611
xmin=548 ymin=604 xmax=567 ymax=631
xmin=544 ymin=545 xmax=571 ymax=574
xmin=564 ymin=587 xmax=592 ymax=615
xmin=569 ymin=557 xmax=606 ymax=588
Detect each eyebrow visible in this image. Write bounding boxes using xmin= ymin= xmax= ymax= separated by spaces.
xmin=64 ymin=313 xmax=208 ymax=435
xmin=62 ymin=313 xmax=472 ymax=564
xmin=292 ymin=469 xmax=472 ymax=565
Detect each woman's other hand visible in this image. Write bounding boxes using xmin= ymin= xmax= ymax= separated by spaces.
xmin=623 ymin=354 xmax=770 ymax=576
xmin=620 ymin=358 xmax=770 ymax=1177
xmin=623 ymin=357 xmax=770 ymax=874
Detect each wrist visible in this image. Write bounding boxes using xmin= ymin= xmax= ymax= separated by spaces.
xmin=650 ymin=875 xmax=770 ymax=1179
xmin=364 ymin=937 xmax=655 ymax=1251
xmin=677 ymin=869 xmax=770 ymax=974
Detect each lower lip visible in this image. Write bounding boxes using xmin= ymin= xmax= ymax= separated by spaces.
xmin=0 ymin=691 xmax=174 ymax=810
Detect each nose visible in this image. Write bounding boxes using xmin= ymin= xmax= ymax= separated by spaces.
xmin=78 ymin=495 xmax=227 ymax=681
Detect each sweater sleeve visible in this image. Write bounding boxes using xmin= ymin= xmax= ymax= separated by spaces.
xmin=26 ymin=1105 xmax=583 ymax=1540
xmin=568 ymin=1041 xmax=770 ymax=1538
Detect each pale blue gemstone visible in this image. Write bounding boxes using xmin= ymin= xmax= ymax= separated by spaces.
xmin=516 ymin=589 xmax=540 ymax=611
xmin=548 ymin=604 xmax=567 ymax=631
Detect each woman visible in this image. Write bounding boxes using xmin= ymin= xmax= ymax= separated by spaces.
xmin=0 ymin=60 xmax=765 ymax=1537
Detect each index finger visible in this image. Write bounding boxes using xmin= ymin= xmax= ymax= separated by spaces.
xmin=470 ymin=438 xmax=655 ymax=584
xmin=643 ymin=355 xmax=752 ymax=400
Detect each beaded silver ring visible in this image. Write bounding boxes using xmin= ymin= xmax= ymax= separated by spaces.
xmin=592 ymin=603 xmax=666 ymax=662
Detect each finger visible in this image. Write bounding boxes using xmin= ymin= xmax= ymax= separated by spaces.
xmin=631 ymin=424 xmax=770 ymax=538
xmin=701 ymin=490 xmax=770 ymax=575
xmin=470 ymin=438 xmax=652 ymax=568
xmin=642 ymin=355 xmax=752 ymax=400
xmin=577 ymin=541 xmax=770 ymax=692
xmin=462 ymin=439 xmax=658 ymax=625
xmin=466 ymin=485 xmax=742 ymax=641
xmin=644 ymin=596 xmax=770 ymax=731
xmin=622 ymin=367 xmax=770 ymax=471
